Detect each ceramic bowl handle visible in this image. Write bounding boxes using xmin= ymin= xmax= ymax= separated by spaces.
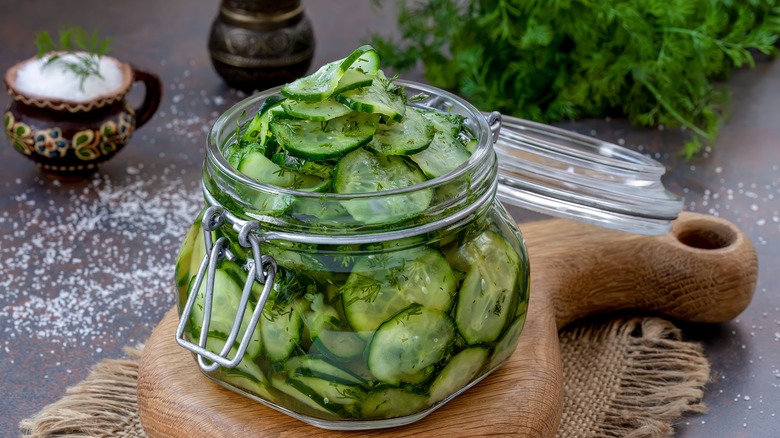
xmin=130 ymin=66 xmax=162 ymax=129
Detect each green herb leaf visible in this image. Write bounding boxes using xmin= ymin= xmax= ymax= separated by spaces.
xmin=33 ymin=26 xmax=114 ymax=91
xmin=371 ymin=0 xmax=780 ymax=157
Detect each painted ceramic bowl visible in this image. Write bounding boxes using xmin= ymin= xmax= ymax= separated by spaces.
xmin=3 ymin=54 xmax=161 ymax=180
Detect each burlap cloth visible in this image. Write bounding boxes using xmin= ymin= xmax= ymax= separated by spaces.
xmin=19 ymin=316 xmax=709 ymax=438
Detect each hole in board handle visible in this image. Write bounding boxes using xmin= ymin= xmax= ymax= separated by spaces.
xmin=675 ymin=220 xmax=737 ymax=250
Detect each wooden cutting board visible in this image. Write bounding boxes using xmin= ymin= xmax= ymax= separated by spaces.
xmin=137 ymin=212 xmax=757 ymax=437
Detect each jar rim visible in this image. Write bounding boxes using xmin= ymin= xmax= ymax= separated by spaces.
xmin=206 ymin=80 xmax=494 ymax=200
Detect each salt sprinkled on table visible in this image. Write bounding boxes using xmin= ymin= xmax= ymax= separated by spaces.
xmin=14 ymin=53 xmax=124 ymax=102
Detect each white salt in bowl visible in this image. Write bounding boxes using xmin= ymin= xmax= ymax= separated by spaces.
xmin=3 ymin=53 xmax=161 ymax=180
xmin=4 ymin=53 xmax=134 ymax=112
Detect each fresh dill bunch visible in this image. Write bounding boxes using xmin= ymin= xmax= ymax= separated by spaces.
xmin=34 ymin=26 xmax=114 ymax=90
xmin=370 ymin=0 xmax=780 ymax=158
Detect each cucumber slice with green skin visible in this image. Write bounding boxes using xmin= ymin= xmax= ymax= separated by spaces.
xmin=367 ymin=305 xmax=456 ymax=385
xmin=285 ymin=356 xmax=367 ymax=386
xmin=334 ymin=148 xmax=432 ymax=224
xmin=312 ymin=329 xmax=366 ymax=362
xmin=455 ymin=231 xmax=521 ymax=345
xmin=271 ymin=153 xmax=334 ymax=179
xmin=410 ymin=131 xmax=472 ymax=179
xmin=341 ymin=248 xmax=456 ymax=335
xmin=465 ymin=138 xmax=478 ymax=154
xmin=281 ymin=45 xmax=378 ymax=102
xmin=270 ymin=112 xmax=379 ymax=161
xmin=366 ymin=107 xmax=435 ymax=156
xmin=428 ymin=347 xmax=488 ymax=404
xmin=294 ymin=173 xmax=332 ymax=193
xmin=296 ymin=294 xmax=367 ymax=361
xmin=242 ymin=95 xmax=286 ymax=146
xmin=333 ymin=69 xmax=373 ymax=95
xmin=205 ymin=336 xmax=268 ymax=385
xmin=189 ymin=265 xmax=263 ymax=359
xmin=281 ymin=99 xmax=352 ymax=121
xmin=242 ymin=191 xmax=293 ymax=216
xmin=360 ymin=388 xmax=429 ymax=419
xmin=270 ymin=375 xmax=340 ymax=416
xmin=488 ymin=311 xmax=527 ymax=370
xmin=290 ymin=375 xmax=366 ymax=407
xmin=334 ymin=76 xmax=407 ymax=122
xmin=219 ymin=368 xmax=275 ymax=401
xmin=349 ymin=48 xmax=380 ymax=76
xmin=238 ymin=151 xmax=296 ymax=186
xmin=291 ymin=197 xmax=351 ymax=224
xmin=260 ymin=300 xmax=303 ymax=362
xmin=419 ymin=109 xmax=466 ymax=137
xmin=175 ymin=213 xmax=205 ymax=289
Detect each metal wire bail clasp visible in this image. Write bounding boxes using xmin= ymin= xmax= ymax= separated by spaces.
xmin=174 ymin=206 xmax=278 ymax=373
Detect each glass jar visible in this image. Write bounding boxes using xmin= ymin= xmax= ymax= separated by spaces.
xmin=174 ymin=81 xmax=681 ymax=430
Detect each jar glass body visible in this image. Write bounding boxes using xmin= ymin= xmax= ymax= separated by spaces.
xmin=175 ymin=82 xmax=529 ymax=429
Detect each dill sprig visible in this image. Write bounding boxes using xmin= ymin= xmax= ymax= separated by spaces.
xmin=371 ymin=0 xmax=780 ymax=158
xmin=34 ymin=26 xmax=114 ymax=91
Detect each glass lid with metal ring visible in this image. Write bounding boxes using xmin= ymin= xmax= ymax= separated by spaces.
xmin=489 ymin=114 xmax=683 ymax=235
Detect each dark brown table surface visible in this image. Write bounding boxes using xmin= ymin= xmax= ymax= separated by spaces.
xmin=1 ymin=1 xmax=778 ymax=436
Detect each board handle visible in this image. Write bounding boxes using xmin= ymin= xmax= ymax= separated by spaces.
xmin=508 ymin=211 xmax=758 ymax=437
xmin=522 ymin=211 xmax=758 ymax=329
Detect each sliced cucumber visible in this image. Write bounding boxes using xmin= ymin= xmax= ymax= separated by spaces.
xmin=488 ymin=311 xmax=526 ymax=370
xmin=260 ymin=300 xmax=303 ymax=362
xmin=281 ymin=99 xmax=352 ymax=121
xmin=312 ymin=329 xmax=366 ymax=361
xmin=205 ymin=336 xmax=267 ymax=384
xmin=428 ymin=347 xmax=488 ymax=404
xmin=334 ymin=75 xmax=406 ymax=122
xmin=285 ymin=356 xmax=366 ymax=386
xmin=242 ymin=191 xmax=293 ymax=216
xmin=281 ymin=45 xmax=377 ymax=102
xmin=290 ymin=375 xmax=366 ymax=407
xmin=242 ymin=95 xmax=285 ymax=146
xmin=333 ymin=69 xmax=373 ymax=95
xmin=189 ymin=264 xmax=262 ymax=358
xmin=366 ymin=107 xmax=435 ymax=156
xmin=261 ymin=244 xmax=331 ymax=286
xmin=270 ymin=375 xmax=340 ymax=416
xmin=360 ymin=388 xmax=428 ymax=419
xmin=294 ymin=173 xmax=332 ymax=193
xmin=270 ymin=112 xmax=378 ymax=161
xmin=340 ymin=270 xmax=406 ymax=336
xmin=219 ymin=368 xmax=275 ymax=401
xmin=341 ymin=248 xmax=455 ymax=334
xmin=410 ymin=131 xmax=472 ymax=179
xmin=349 ymin=48 xmax=380 ymax=76
xmin=465 ymin=138 xmax=478 ymax=154
xmin=291 ymin=197 xmax=351 ymax=223
xmin=419 ymin=109 xmax=465 ymax=137
xmin=296 ymin=294 xmax=367 ymax=361
xmin=175 ymin=215 xmax=204 ymax=289
xmin=334 ymin=148 xmax=432 ymax=224
xmin=454 ymin=231 xmax=521 ymax=345
xmin=367 ymin=305 xmax=456 ymax=385
xmin=271 ymin=153 xmax=334 ymax=179
xmin=237 ymin=150 xmax=295 ymax=186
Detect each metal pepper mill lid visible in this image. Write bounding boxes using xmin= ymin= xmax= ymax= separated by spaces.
xmin=208 ymin=0 xmax=314 ymax=92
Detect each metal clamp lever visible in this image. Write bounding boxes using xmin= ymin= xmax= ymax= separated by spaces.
xmin=175 ymin=206 xmax=277 ymax=372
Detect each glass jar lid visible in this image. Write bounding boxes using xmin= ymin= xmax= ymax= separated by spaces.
xmin=492 ymin=115 xmax=683 ymax=236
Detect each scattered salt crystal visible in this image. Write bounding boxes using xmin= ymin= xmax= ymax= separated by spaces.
xmin=0 ymin=169 xmax=201 ymax=344
xmin=15 ymin=53 xmax=125 ymax=102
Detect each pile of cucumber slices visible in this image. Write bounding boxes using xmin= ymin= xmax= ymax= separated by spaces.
xmin=223 ymin=45 xmax=476 ymax=224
